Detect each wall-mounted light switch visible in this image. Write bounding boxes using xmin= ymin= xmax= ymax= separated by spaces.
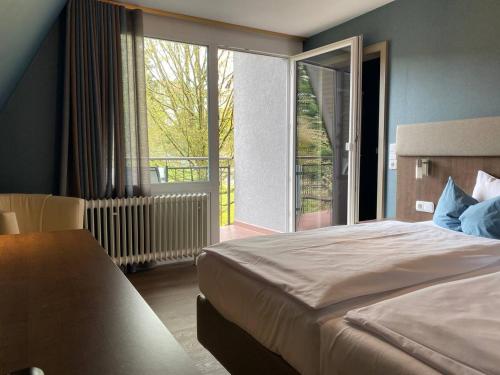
xmin=416 ymin=200 xmax=435 ymax=213
xmin=388 ymin=143 xmax=397 ymax=170
xmin=389 ymin=143 xmax=397 ymax=161
xmin=389 ymin=143 xmax=396 ymax=154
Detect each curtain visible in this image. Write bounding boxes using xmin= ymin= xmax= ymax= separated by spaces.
xmin=60 ymin=0 xmax=150 ymax=199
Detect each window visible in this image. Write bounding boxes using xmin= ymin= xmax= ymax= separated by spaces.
xmin=144 ymin=38 xmax=209 ymax=183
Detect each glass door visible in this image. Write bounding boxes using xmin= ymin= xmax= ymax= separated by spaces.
xmin=290 ymin=37 xmax=363 ymax=231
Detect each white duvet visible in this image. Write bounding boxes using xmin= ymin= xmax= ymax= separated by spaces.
xmin=346 ymin=271 xmax=500 ymax=375
xmin=204 ymin=221 xmax=500 ymax=309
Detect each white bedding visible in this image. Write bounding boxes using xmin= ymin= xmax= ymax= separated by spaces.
xmin=345 ymin=271 xmax=500 ymax=375
xmin=199 ymin=250 xmax=455 ymax=375
xmin=199 ymin=221 xmax=500 ymax=375
xmin=204 ymin=221 xmax=500 ymax=309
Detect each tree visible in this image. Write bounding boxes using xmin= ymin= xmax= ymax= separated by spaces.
xmin=144 ymin=38 xmax=234 ymax=180
xmin=144 ymin=39 xmax=234 ymax=224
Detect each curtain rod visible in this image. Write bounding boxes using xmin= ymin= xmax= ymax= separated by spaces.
xmin=98 ymin=0 xmax=305 ymax=41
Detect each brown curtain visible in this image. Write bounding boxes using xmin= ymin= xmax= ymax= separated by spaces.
xmin=60 ymin=0 xmax=150 ymax=199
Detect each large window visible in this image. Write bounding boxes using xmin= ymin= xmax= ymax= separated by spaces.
xmin=144 ymin=38 xmax=236 ymax=226
xmin=144 ymin=38 xmax=209 ymax=183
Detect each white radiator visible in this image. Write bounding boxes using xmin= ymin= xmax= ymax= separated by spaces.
xmin=84 ymin=194 xmax=209 ymax=266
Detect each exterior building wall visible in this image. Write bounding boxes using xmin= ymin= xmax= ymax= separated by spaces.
xmin=233 ymin=52 xmax=289 ymax=232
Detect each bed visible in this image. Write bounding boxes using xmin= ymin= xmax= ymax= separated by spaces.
xmin=197 ymin=220 xmax=500 ymax=375
xmin=320 ymin=262 xmax=500 ymax=375
xmin=342 ymin=270 xmax=500 ymax=374
xmin=197 ymin=116 xmax=500 ymax=375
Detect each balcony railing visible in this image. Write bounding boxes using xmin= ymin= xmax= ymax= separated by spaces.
xmin=149 ymin=156 xmax=234 ymax=226
xmin=295 ymin=156 xmax=334 ymax=214
xmin=148 ymin=155 xmax=333 ymax=226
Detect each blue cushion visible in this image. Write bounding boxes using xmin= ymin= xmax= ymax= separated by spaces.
xmin=433 ymin=177 xmax=477 ymax=231
xmin=459 ymin=196 xmax=500 ymax=239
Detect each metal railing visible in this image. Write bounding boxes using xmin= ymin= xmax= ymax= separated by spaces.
xmin=295 ymin=156 xmax=334 ymax=214
xmin=148 ymin=155 xmax=333 ymax=225
xmin=149 ymin=156 xmax=234 ymax=226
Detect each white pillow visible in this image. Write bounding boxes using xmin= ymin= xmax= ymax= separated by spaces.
xmin=472 ymin=170 xmax=500 ymax=202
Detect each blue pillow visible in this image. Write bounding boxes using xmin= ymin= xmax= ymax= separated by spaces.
xmin=459 ymin=196 xmax=500 ymax=239
xmin=433 ymin=177 xmax=477 ymax=231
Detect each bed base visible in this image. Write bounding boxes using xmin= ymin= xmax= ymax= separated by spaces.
xmin=196 ymin=295 xmax=300 ymax=375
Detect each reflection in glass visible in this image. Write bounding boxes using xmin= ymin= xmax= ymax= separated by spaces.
xmin=295 ymin=47 xmax=351 ymax=230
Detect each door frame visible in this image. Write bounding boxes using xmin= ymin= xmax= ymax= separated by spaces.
xmin=288 ymin=36 xmax=364 ymax=232
xmin=363 ymin=41 xmax=389 ymax=220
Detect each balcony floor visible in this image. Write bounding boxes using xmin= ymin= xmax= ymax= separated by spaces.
xmin=220 ymin=212 xmax=334 ymax=242
xmin=219 ymin=223 xmax=271 ymax=242
xmin=296 ymin=210 xmax=332 ymax=231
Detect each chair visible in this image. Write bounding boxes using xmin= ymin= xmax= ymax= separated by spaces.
xmin=0 ymin=194 xmax=84 ymax=235
xmin=150 ymin=166 xmax=161 ymax=184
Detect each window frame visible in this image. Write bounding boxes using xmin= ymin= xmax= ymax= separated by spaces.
xmin=143 ymin=14 xmax=302 ymax=242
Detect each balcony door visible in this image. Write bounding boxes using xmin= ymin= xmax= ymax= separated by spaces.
xmin=290 ymin=36 xmax=363 ymax=231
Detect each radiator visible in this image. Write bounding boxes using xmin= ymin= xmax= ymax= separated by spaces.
xmin=84 ymin=194 xmax=209 ymax=266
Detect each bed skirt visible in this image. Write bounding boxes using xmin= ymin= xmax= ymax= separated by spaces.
xmin=197 ymin=295 xmax=300 ymax=375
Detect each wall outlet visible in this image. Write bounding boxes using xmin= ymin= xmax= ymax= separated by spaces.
xmin=389 ymin=159 xmax=397 ymax=170
xmin=416 ymin=200 xmax=435 ymax=213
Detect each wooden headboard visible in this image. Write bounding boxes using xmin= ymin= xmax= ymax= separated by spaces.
xmin=396 ymin=117 xmax=500 ymax=221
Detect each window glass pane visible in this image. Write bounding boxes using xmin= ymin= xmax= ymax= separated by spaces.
xmin=217 ymin=49 xmax=234 ymax=226
xmin=295 ymin=47 xmax=351 ymax=230
xmin=144 ymin=38 xmax=209 ymax=183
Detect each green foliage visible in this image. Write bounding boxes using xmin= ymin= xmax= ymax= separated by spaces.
xmin=295 ymin=63 xmax=334 ymax=215
xmin=144 ymin=39 xmax=234 ymax=163
xmin=296 ymin=63 xmax=333 ymax=158
xmin=144 ymin=39 xmax=235 ymax=224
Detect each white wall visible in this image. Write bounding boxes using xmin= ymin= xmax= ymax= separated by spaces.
xmin=233 ymin=52 xmax=289 ymax=232
xmin=143 ymin=13 xmax=302 ymax=56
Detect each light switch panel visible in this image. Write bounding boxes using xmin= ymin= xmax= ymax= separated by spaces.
xmin=389 ymin=143 xmax=397 ymax=155
xmin=416 ymin=200 xmax=435 ymax=213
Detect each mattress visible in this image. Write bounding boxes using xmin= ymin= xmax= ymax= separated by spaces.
xmin=320 ymin=317 xmax=441 ymax=375
xmin=198 ymin=221 xmax=500 ymax=375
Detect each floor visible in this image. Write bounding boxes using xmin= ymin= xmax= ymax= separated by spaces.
xmin=128 ymin=263 xmax=229 ymax=375
xmin=219 ymin=223 xmax=271 ymax=241
xmin=296 ymin=210 xmax=332 ymax=231
xmin=128 ymin=224 xmax=270 ymax=374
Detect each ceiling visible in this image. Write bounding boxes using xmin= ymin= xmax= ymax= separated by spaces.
xmin=121 ymin=0 xmax=394 ymax=37
xmin=0 ymin=0 xmax=393 ymax=110
xmin=0 ymin=0 xmax=66 ymax=110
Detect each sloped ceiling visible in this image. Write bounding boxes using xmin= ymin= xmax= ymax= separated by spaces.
xmin=0 ymin=0 xmax=67 ymax=110
xmin=0 ymin=0 xmax=395 ymax=109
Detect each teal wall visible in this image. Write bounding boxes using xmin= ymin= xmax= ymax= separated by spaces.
xmin=305 ymin=0 xmax=500 ymax=217
xmin=0 ymin=0 xmax=66 ymax=109
xmin=0 ymin=15 xmax=64 ymax=194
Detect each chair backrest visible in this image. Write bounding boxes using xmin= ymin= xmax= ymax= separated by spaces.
xmin=0 ymin=194 xmax=84 ymax=233
xmin=150 ymin=166 xmax=161 ymax=184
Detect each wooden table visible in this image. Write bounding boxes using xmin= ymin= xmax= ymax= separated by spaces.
xmin=0 ymin=230 xmax=200 ymax=375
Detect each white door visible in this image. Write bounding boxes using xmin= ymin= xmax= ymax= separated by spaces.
xmin=289 ymin=36 xmax=363 ymax=231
